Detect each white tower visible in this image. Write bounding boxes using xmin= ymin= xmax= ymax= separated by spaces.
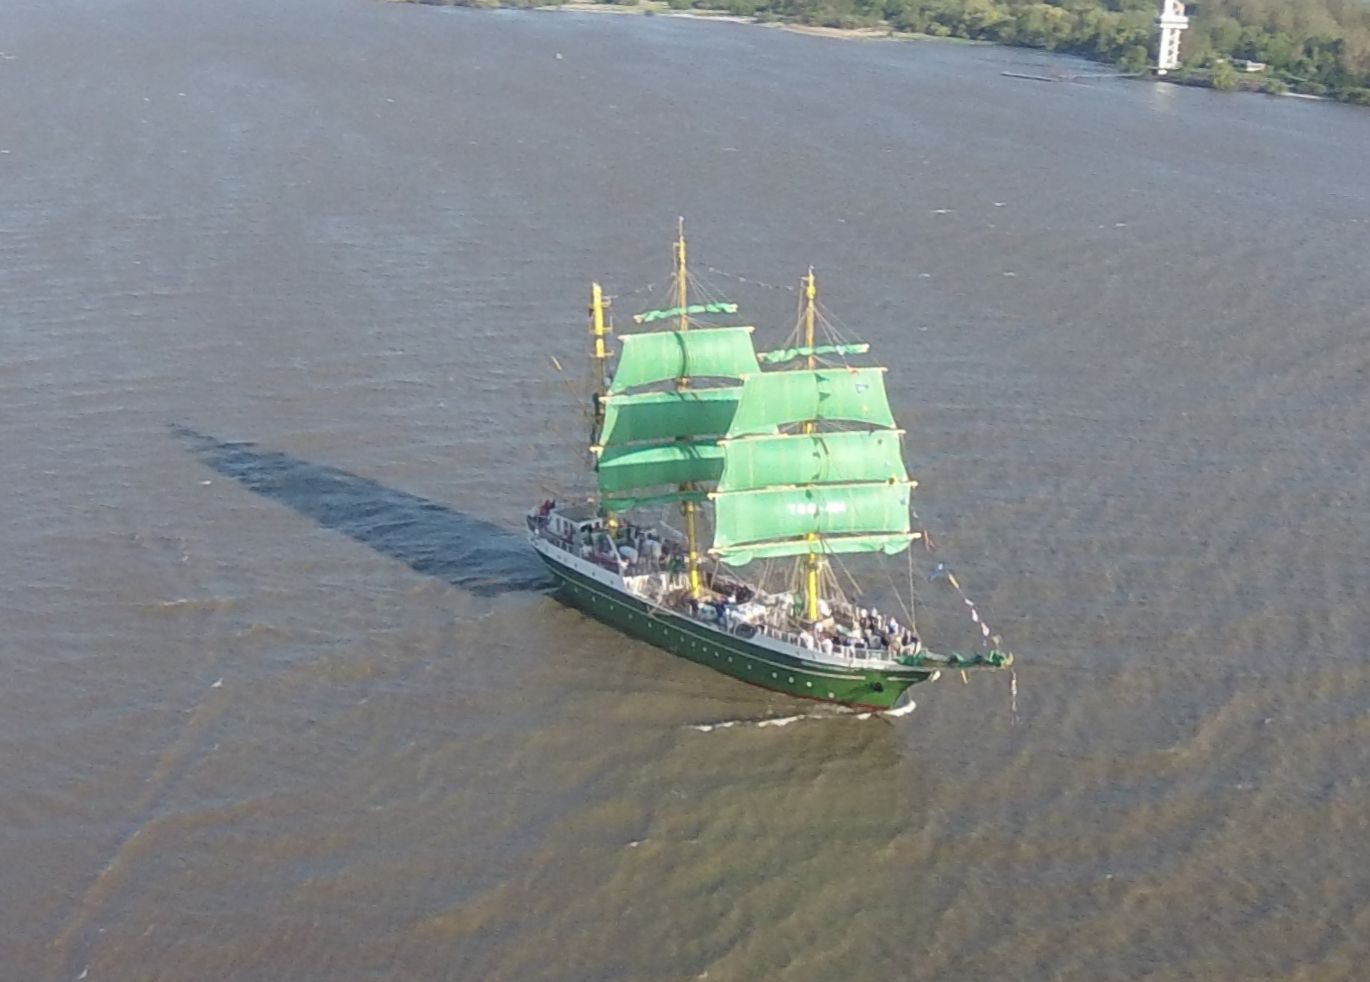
xmin=1156 ymin=0 xmax=1189 ymax=74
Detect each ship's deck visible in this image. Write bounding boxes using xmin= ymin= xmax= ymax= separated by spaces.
xmin=528 ymin=505 xmax=924 ymax=672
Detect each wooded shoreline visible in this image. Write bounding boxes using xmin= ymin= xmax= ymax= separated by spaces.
xmin=401 ymin=0 xmax=1370 ymax=108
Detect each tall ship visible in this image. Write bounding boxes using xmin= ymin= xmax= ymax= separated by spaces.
xmin=528 ymin=224 xmax=1012 ymax=711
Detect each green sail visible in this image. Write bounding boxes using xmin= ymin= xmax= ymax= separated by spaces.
xmin=598 ymin=388 xmax=740 ymax=447
xmin=716 ymin=431 xmax=906 ymax=493
xmin=756 ymin=342 xmax=870 ymax=365
xmin=715 ymin=532 xmax=916 ymax=566
xmin=727 ymin=367 xmax=896 ymax=437
xmin=609 ymin=327 xmax=759 ymax=393
xmin=596 ymin=442 xmax=724 ymax=494
xmin=633 ymin=301 xmax=739 ymax=324
xmin=712 ymin=483 xmax=911 ymax=551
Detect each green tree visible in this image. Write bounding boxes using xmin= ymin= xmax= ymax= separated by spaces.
xmin=1117 ymin=44 xmax=1148 ymax=73
xmin=1206 ymin=15 xmax=1242 ymax=54
xmin=675 ymin=0 xmax=1370 ymax=105
xmin=959 ymin=0 xmax=1010 ymax=40
xmin=1209 ymin=58 xmax=1239 ymax=89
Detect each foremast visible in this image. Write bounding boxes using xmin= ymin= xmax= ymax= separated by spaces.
xmin=587 ymin=224 xmax=758 ymax=591
xmin=589 ymin=281 xmax=609 ymax=444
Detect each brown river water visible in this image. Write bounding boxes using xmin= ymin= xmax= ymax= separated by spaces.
xmin=2 ymin=1 xmax=1369 ymax=978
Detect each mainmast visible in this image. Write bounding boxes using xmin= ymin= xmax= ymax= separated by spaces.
xmin=673 ymin=219 xmax=703 ymax=599
xmin=801 ymin=268 xmax=821 ymax=623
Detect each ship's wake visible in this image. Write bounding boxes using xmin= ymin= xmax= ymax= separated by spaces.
xmin=687 ymin=700 xmax=915 ymax=731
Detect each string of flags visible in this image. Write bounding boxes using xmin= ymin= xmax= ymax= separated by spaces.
xmin=929 ymin=557 xmax=1018 ymax=721
xmin=929 ymin=561 xmax=999 ymax=647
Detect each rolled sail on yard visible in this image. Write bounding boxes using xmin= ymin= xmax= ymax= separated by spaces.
xmin=756 ymin=342 xmax=869 ymax=365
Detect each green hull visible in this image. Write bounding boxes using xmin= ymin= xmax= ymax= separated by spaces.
xmin=539 ymin=550 xmax=933 ymax=710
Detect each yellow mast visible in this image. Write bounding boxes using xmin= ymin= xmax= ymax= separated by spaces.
xmin=589 ymin=281 xmax=613 ymax=527
xmin=674 ymin=219 xmax=702 ymax=598
xmin=675 ymin=218 xmax=689 ymax=333
xmin=801 ymin=268 xmax=821 ymax=622
xmin=590 ymin=281 xmax=610 ymax=433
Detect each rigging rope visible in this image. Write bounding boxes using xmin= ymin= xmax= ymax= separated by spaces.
xmin=814 ymin=300 xmax=859 ymax=347
xmin=607 ymin=280 xmax=661 ymax=304
xmin=874 ymin=549 xmax=916 ymax=633
xmin=826 ymin=548 xmax=866 ymax=603
xmin=702 ymin=265 xmax=797 ymax=295
xmin=905 ymin=545 xmax=921 ymax=637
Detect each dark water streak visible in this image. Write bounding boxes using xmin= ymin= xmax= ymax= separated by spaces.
xmin=172 ymin=425 xmax=551 ymax=596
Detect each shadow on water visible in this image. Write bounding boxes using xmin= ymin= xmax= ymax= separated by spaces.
xmin=172 ymin=426 xmax=552 ymax=596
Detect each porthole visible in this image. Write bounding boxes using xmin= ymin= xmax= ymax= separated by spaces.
xmin=771 ymin=672 xmax=777 ymax=679
xmin=806 ymin=681 xmax=813 ymax=688
xmin=827 ymin=692 xmax=835 ymax=698
xmin=788 ymin=676 xmax=794 ymax=683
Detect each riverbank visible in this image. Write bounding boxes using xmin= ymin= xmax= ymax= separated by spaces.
xmin=400 ymin=0 xmax=1370 ymax=108
xmin=413 ymin=0 xmax=915 ymax=42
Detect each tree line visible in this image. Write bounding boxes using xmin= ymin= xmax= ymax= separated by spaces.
xmin=422 ymin=0 xmax=1370 ymax=104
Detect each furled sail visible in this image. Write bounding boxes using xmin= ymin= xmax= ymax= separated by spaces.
xmin=609 ymin=327 xmax=759 ymax=393
xmin=726 ymin=367 xmax=895 ymax=437
xmin=756 ymin=342 xmax=870 ymax=366
xmin=632 ymin=301 xmax=739 ymax=324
